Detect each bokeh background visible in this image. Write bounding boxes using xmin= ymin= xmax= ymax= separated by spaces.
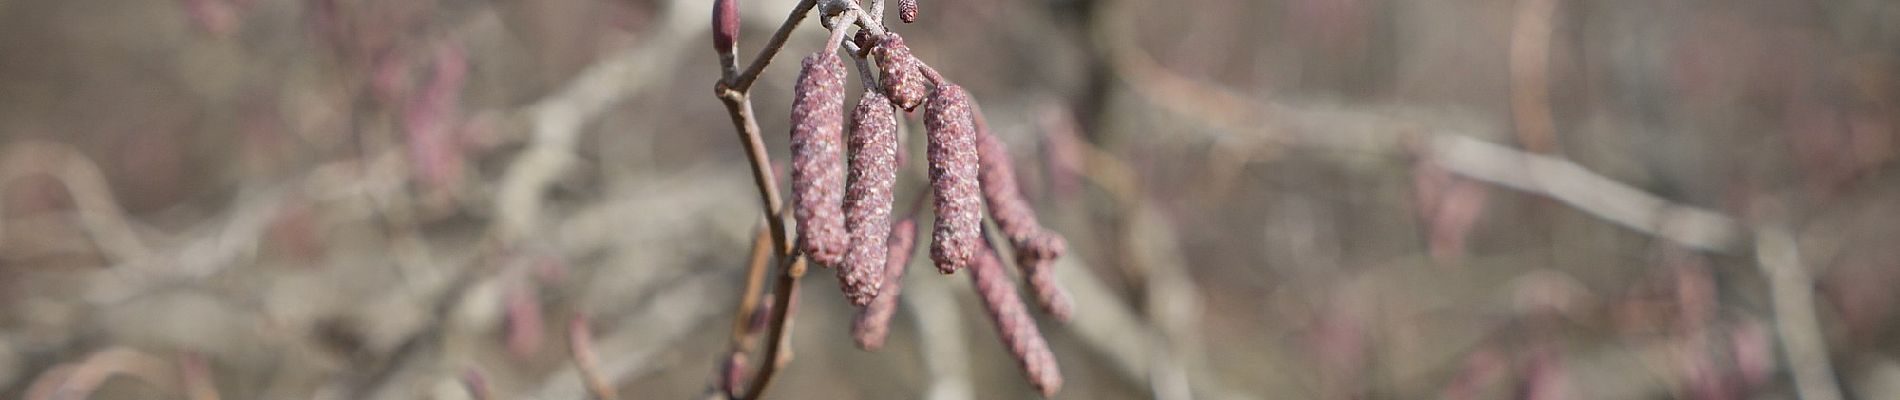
xmin=1 ymin=0 xmax=1898 ymax=398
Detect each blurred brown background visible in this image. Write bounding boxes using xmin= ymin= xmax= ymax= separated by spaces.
xmin=0 ymin=0 xmax=1897 ymax=398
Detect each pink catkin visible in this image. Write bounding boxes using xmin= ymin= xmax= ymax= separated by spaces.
xmin=899 ymin=0 xmax=919 ymax=23
xmin=970 ymin=243 xmax=1063 ymax=397
xmin=975 ymin=122 xmax=1072 ymax=320
xmin=924 ymin=84 xmax=983 ymax=274
xmin=839 ymin=91 xmax=900 ymax=305
xmin=873 ymin=34 xmax=928 ymax=111
xmin=790 ymin=52 xmax=850 ymax=267
xmin=852 ymin=219 xmax=917 ymax=350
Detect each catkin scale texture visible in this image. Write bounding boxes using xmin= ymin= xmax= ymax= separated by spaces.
xmin=852 ymin=219 xmax=917 ymax=350
xmin=839 ymin=91 xmax=900 ymax=305
xmin=790 ymin=52 xmax=849 ymax=267
xmin=924 ymin=84 xmax=982 ymax=274
xmin=976 ymin=127 xmax=1072 ymax=320
xmin=971 ymin=244 xmax=1063 ymax=397
xmin=873 ymin=34 xmax=928 ymax=111
xmin=899 ymin=0 xmax=919 ymax=23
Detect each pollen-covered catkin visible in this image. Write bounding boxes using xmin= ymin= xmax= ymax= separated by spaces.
xmin=852 ymin=219 xmax=917 ymax=350
xmin=924 ymin=84 xmax=982 ymax=274
xmin=791 ymin=52 xmax=849 ymax=267
xmin=975 ymin=126 xmax=1072 ymax=320
xmin=873 ymin=34 xmax=928 ymax=111
xmin=839 ymin=90 xmax=900 ymax=305
xmin=971 ymin=243 xmax=1063 ymax=397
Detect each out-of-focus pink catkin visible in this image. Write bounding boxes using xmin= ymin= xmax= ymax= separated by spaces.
xmin=403 ymin=44 xmax=468 ymax=193
xmin=712 ymin=0 xmax=739 ymax=54
xmin=790 ymin=52 xmax=850 ymax=267
xmin=976 ymin=121 xmax=1072 ymax=320
xmin=840 ymin=91 xmax=901 ymax=305
xmin=853 ymin=219 xmax=917 ymax=350
xmin=924 ymin=84 xmax=982 ymax=274
xmin=873 ymin=34 xmax=928 ymax=111
xmin=971 ymin=243 xmax=1062 ymax=397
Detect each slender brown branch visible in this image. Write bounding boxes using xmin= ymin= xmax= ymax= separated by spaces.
xmin=731 ymin=0 xmax=820 ymax=91
xmin=729 ymin=221 xmax=776 ymax=348
xmin=712 ymin=2 xmax=837 ymax=396
xmin=740 ymin=256 xmax=808 ymax=400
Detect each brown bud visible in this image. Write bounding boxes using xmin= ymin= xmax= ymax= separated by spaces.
xmin=873 ymin=34 xmax=928 ymax=111
xmin=853 ymin=218 xmax=918 ymax=350
xmin=975 ymin=123 xmax=1072 ymax=319
xmin=791 ymin=52 xmax=849 ymax=267
xmin=839 ymin=91 xmax=901 ymax=305
xmin=971 ymin=243 xmax=1063 ymax=397
xmin=899 ymin=0 xmax=919 ymax=23
xmin=924 ymin=84 xmax=982 ymax=274
xmin=712 ymin=0 xmax=740 ymax=54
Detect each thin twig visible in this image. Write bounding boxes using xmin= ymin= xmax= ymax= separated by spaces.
xmin=570 ymin=314 xmax=621 ymax=400
xmin=496 ymin=2 xmax=699 ymax=243
xmin=712 ymin=2 xmax=835 ymax=398
xmin=1754 ymin=228 xmax=1844 ymax=400
xmin=729 ymin=221 xmax=776 ymax=348
xmin=0 ymin=140 xmax=151 ymax=264
xmin=730 ymin=0 xmax=820 ymax=90
xmin=1508 ymin=0 xmax=1561 ymax=153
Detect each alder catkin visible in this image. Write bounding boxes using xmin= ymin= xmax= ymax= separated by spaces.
xmin=839 ymin=90 xmax=900 ymax=305
xmin=790 ymin=52 xmax=849 ymax=267
xmin=873 ymin=34 xmax=928 ymax=111
xmin=852 ymin=218 xmax=917 ymax=350
xmin=924 ymin=84 xmax=982 ymax=274
xmin=1022 ymin=255 xmax=1074 ymax=321
xmin=712 ymin=0 xmax=739 ymax=54
xmin=899 ymin=0 xmax=919 ymax=23
xmin=975 ymin=124 xmax=1072 ymax=320
xmin=970 ymin=243 xmax=1063 ymax=397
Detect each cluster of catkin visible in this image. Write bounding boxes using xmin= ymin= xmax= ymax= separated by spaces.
xmin=718 ymin=0 xmax=1072 ymax=396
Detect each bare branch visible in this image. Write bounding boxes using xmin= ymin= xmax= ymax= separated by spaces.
xmin=1755 ymin=229 xmax=1844 ymax=400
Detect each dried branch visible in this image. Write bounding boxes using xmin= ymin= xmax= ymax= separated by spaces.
xmin=0 ymin=140 xmax=151 ymax=264
xmin=1754 ymin=229 xmax=1844 ymax=400
xmin=495 ymin=1 xmax=700 ymax=242
xmin=1095 ymin=0 xmax=1746 ymax=255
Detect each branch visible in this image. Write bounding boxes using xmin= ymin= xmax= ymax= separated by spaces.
xmin=729 ymin=0 xmax=819 ymax=90
xmin=1093 ymin=0 xmax=1746 ymax=255
xmin=495 ymin=3 xmax=700 ymax=243
xmin=1755 ymin=228 xmax=1845 ymax=400
xmin=0 ymin=141 xmax=151 ymax=264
